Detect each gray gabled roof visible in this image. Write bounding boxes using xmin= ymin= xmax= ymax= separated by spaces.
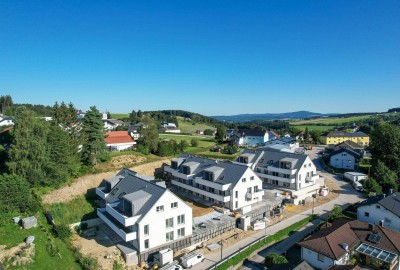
xmin=173 ymin=154 xmax=250 ymax=186
xmin=102 ymin=169 xmax=166 ymax=218
xmin=329 ymin=148 xmax=362 ymax=159
xmin=241 ymin=148 xmax=308 ymax=171
xmin=378 ymin=192 xmax=400 ymax=217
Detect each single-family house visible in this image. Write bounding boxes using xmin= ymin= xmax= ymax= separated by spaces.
xmin=103 ymin=119 xmax=125 ymax=131
xmin=105 ymin=131 xmax=136 ymax=151
xmin=264 ymin=137 xmax=300 ymax=151
xmin=128 ymin=122 xmax=145 ymax=140
xmin=357 ymin=192 xmax=400 ymax=232
xmin=231 ymin=129 xmax=269 ymax=147
xmin=236 ymin=148 xmax=324 ymax=205
xmin=0 ymin=116 xmax=14 ymax=126
xmin=329 ymin=148 xmax=362 ymax=170
xmin=196 ymin=130 xmax=204 ymax=135
xmin=164 ymin=154 xmax=264 ymax=211
xmin=299 ymin=218 xmax=400 ymax=270
xmin=163 ymin=126 xmax=181 ymax=134
xmin=96 ymin=169 xmax=192 ymax=265
xmin=321 ymin=131 xmax=370 ymax=146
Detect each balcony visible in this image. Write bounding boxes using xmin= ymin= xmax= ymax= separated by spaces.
xmin=305 ymin=174 xmax=320 ymax=183
xmin=267 ymin=166 xmax=297 ymax=175
xmin=246 ymin=190 xmax=264 ymax=200
xmin=172 ymin=180 xmax=230 ymax=202
xmin=194 ymin=177 xmax=231 ymax=191
xmin=106 ymin=202 xmax=141 ymax=227
xmin=164 ymin=167 xmax=194 ymax=180
xmin=96 ymin=187 xmax=108 ymax=199
xmin=97 ymin=208 xmax=137 ymax=242
xmin=257 ymin=172 xmax=296 ymax=184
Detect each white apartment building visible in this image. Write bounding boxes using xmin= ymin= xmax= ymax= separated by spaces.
xmin=96 ymin=169 xmax=192 ymax=264
xmin=236 ymin=149 xmax=323 ymax=205
xmin=164 ymin=155 xmax=264 ymax=211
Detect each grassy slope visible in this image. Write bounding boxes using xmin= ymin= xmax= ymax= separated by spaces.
xmin=110 ymin=113 xmax=129 ymax=119
xmin=292 ymin=125 xmax=336 ymax=132
xmin=0 ymin=216 xmax=80 ymax=270
xmin=177 ymin=116 xmax=216 ymax=134
xmin=290 ymin=114 xmax=373 ymax=125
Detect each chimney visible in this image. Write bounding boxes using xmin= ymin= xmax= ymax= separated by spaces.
xmin=379 ymin=220 xmax=384 ymax=227
xmin=369 ymin=223 xmax=375 ymax=231
xmin=341 ymin=243 xmax=349 ymax=251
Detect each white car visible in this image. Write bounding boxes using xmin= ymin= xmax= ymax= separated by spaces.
xmin=180 ymin=251 xmax=205 ymax=268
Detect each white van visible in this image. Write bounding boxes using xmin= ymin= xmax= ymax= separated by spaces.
xmin=180 ymin=251 xmax=204 ymax=268
xmin=158 ymin=261 xmax=182 ymax=270
xmin=353 ymin=181 xmax=363 ymax=191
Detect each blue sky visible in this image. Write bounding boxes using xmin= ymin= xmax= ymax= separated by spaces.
xmin=1 ymin=1 xmax=399 ymax=116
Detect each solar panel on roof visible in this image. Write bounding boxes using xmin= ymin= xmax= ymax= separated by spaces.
xmin=368 ymin=233 xmax=382 ymax=244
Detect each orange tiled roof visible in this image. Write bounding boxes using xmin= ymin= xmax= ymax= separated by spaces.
xmin=104 ymin=131 xmax=134 ymax=144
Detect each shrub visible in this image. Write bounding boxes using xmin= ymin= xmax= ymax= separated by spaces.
xmin=53 ymin=223 xmax=72 ymax=240
xmin=80 ymin=255 xmax=98 ymax=270
xmin=46 ymin=241 xmax=60 ymax=257
xmin=264 ymin=253 xmax=288 ymax=267
xmin=191 ymin=138 xmax=199 ymax=147
xmin=113 ymin=260 xmax=123 ymax=270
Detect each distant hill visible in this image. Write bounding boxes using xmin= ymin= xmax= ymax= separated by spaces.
xmin=212 ymin=111 xmax=339 ymax=122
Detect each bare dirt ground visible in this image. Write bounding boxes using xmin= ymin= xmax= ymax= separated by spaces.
xmin=43 ymin=157 xmax=170 ymax=205
xmin=73 ymin=225 xmax=125 ymax=270
xmin=183 ymin=199 xmax=215 ymax=217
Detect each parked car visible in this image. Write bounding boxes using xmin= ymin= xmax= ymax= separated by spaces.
xmin=180 ymin=251 xmax=204 ymax=269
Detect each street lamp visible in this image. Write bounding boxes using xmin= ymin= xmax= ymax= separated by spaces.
xmin=312 ymin=193 xmax=317 ymax=216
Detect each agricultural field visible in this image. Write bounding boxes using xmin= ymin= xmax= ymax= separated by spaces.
xmin=110 ymin=113 xmax=129 ymax=119
xmin=290 ymin=114 xmax=374 ymax=125
xmin=176 ymin=116 xmax=216 ymax=134
xmin=291 ymin=125 xmax=336 ymax=132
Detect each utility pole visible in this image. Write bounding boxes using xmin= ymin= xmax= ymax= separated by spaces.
xmin=220 ymin=237 xmax=223 ymax=260
xmin=312 ymin=192 xmax=317 ymax=216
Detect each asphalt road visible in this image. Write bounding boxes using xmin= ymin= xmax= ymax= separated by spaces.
xmin=191 ymin=146 xmax=364 ymax=270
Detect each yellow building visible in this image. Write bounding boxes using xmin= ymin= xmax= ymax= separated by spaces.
xmin=321 ymin=131 xmax=369 ymax=146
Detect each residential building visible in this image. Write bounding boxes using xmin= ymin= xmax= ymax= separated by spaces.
xmin=164 ymin=154 xmax=264 ymax=211
xmin=105 ymin=131 xmax=136 ymax=151
xmin=96 ymin=169 xmax=192 ymax=264
xmin=236 ymin=149 xmax=324 ymax=205
xmin=163 ymin=126 xmax=181 ymax=133
xmin=321 ymin=131 xmax=370 ymax=146
xmin=0 ymin=116 xmax=14 ymax=126
xmin=267 ymin=260 xmax=315 ymax=270
xmin=329 ymin=148 xmax=362 ymax=170
xmin=128 ymin=122 xmax=145 ymax=140
xmin=264 ymin=137 xmax=300 ymax=151
xmin=299 ymin=218 xmax=400 ymax=270
xmin=333 ymin=140 xmax=365 ymax=153
xmin=343 ymin=172 xmax=367 ymax=182
xmin=230 ymin=129 xmax=269 ymax=147
xmin=357 ymin=192 xmax=400 ymax=232
xmin=103 ymin=119 xmax=125 ymax=131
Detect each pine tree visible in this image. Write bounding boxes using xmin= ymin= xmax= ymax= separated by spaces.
xmin=81 ymin=106 xmax=107 ymax=166
xmin=7 ymin=107 xmax=49 ymax=186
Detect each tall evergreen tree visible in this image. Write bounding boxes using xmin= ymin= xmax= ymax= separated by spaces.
xmin=7 ymin=107 xmax=49 ymax=186
xmin=81 ymin=106 xmax=106 ymax=166
xmin=215 ymin=125 xmax=226 ymax=142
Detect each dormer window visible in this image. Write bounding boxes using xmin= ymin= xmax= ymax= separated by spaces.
xmin=182 ymin=166 xmax=191 ymax=175
xmin=268 ymin=160 xmax=274 ymax=165
xmin=110 ymin=187 xmax=119 ymax=196
xmin=171 ymin=161 xmax=178 ymax=169
xmin=204 ymin=171 xmax=214 ymax=181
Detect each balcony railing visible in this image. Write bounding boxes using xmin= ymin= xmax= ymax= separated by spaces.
xmin=246 ymin=190 xmax=264 ymax=200
xmin=172 ymin=180 xmax=230 ymax=202
xmin=96 ymin=187 xmax=107 ymax=199
xmin=97 ymin=208 xmax=137 ymax=242
xmin=106 ymin=202 xmax=141 ymax=227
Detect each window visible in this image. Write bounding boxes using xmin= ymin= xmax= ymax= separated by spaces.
xmin=171 ymin=161 xmax=178 ymax=169
xmin=283 ymin=182 xmax=290 ymax=187
xmin=364 ymin=212 xmax=370 ymax=217
xmin=182 ymin=166 xmax=191 ymax=175
xmin=144 ymin=239 xmax=149 ymax=249
xmin=177 ymin=214 xmax=185 ymax=225
xmin=171 ymin=202 xmax=178 ymax=209
xmin=376 ymin=205 xmax=381 ymax=209
xmin=166 ymin=217 xmax=174 ymax=228
xmin=144 ymin=225 xmax=149 ymax=236
xmin=178 ymin=228 xmax=185 ymax=237
xmin=235 ymin=191 xmax=238 ymax=198
xmin=166 ymin=231 xmax=174 ymax=242
xmin=272 ymin=180 xmax=278 ymax=185
xmin=242 ymin=178 xmax=246 ymax=182
xmin=156 ymin=205 xmax=164 ymax=212
xmin=118 ymin=192 xmax=126 ymax=199
xmin=235 ymin=201 xmax=238 ymax=208
xmin=318 ymin=253 xmax=325 ymax=262
xmin=250 ymin=176 xmax=254 ymax=180
xmin=110 ymin=188 xmax=119 ymax=196
xmin=204 ymin=171 xmax=214 ymax=181
xmin=247 ymin=187 xmax=252 ymax=193
xmin=253 ymin=186 xmax=258 ymax=192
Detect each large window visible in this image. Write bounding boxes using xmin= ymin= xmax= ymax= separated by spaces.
xmin=166 ymin=231 xmax=174 ymax=242
xmin=165 ymin=217 xmax=174 ymax=228
xmin=177 ymin=214 xmax=185 ymax=225
xmin=204 ymin=171 xmax=214 ymax=181
xmin=144 ymin=224 xmax=149 ymax=236
xmin=171 ymin=161 xmax=178 ymax=169
xmin=144 ymin=239 xmax=149 ymax=249
xmin=182 ymin=166 xmax=191 ymax=175
xmin=177 ymin=228 xmax=185 ymax=238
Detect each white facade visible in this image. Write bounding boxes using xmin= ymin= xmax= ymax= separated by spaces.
xmin=330 ymin=152 xmax=357 ymax=170
xmin=358 ymin=204 xmax=400 ymax=232
xmin=0 ymin=118 xmax=14 ymax=126
xmin=344 ymin=172 xmax=367 ymax=182
xmin=104 ymin=120 xmax=123 ymax=131
xmin=107 ymin=142 xmax=136 ymax=151
xmin=301 ymin=247 xmax=347 ymax=270
xmin=229 ymin=168 xmax=264 ymax=210
xmin=136 ymin=191 xmax=192 ymax=252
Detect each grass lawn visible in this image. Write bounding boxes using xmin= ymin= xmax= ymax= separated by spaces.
xmin=110 ymin=113 xmax=129 ymax=119
xmin=177 ymin=116 xmax=216 ymax=134
xmin=290 ymin=125 xmax=336 ymax=132
xmin=290 ymin=114 xmax=373 ymax=125
xmin=0 ymin=216 xmax=80 ymax=270
xmin=47 ymin=189 xmax=98 ymax=225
